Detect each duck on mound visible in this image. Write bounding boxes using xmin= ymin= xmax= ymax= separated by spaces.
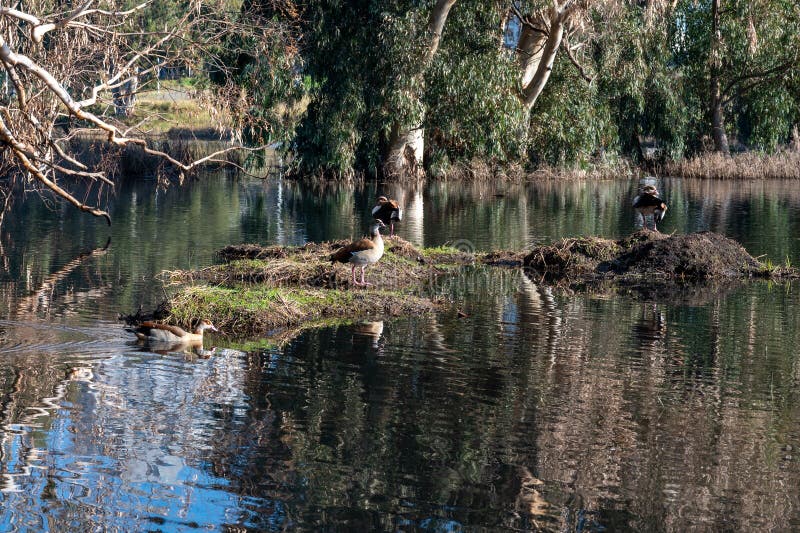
xmin=633 ymin=185 xmax=668 ymax=231
xmin=372 ymin=196 xmax=403 ymax=236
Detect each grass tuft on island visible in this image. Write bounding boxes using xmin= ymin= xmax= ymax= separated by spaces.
xmin=160 ymin=237 xmax=520 ymax=338
xmin=148 ymin=231 xmax=794 ymax=341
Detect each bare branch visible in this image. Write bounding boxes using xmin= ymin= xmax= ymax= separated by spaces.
xmin=721 ymin=59 xmax=798 ymax=102
xmin=510 ymin=3 xmax=548 ymax=35
xmin=77 ymin=26 xmax=184 ymax=108
xmin=136 ymin=143 xmax=269 ymax=173
xmin=0 ymin=112 xmax=111 ymax=224
xmin=562 ymin=33 xmax=594 ymax=83
xmin=0 ymin=1 xmax=282 ymax=225
xmin=0 ymin=7 xmax=43 ymax=27
xmin=1 ymin=59 xmax=28 ymax=109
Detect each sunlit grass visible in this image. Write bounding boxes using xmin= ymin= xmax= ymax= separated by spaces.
xmin=121 ymin=95 xmax=215 ymax=134
xmin=661 ymin=151 xmax=800 ymax=180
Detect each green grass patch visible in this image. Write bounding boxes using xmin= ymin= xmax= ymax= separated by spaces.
xmin=158 ymin=237 xmax=531 ymax=340
xmin=124 ymin=96 xmax=215 ymax=133
xmin=169 ymin=284 xmax=436 ymax=338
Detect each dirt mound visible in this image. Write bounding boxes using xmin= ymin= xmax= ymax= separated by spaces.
xmin=524 ymin=230 xmax=793 ymax=285
xmin=609 ymin=231 xmax=762 ymax=279
xmin=219 ymin=241 xmax=349 ymax=261
xmin=385 ymin=238 xmax=428 ymax=263
xmin=523 ymin=236 xmax=621 ymax=277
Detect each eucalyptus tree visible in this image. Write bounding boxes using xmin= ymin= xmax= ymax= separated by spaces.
xmin=287 ymin=0 xmax=460 ymax=178
xmin=0 ymin=0 xmax=279 ymax=225
xmin=675 ymin=0 xmax=800 ymax=154
xmin=286 ymin=1 xmax=612 ymax=177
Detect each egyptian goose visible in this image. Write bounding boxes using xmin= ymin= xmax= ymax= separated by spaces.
xmin=128 ymin=319 xmax=218 ymax=343
xmin=372 ymin=196 xmax=403 ymax=236
xmin=633 ymin=185 xmax=668 ymax=231
xmin=330 ymin=221 xmax=385 ymax=286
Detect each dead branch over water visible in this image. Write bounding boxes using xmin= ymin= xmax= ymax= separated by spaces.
xmin=0 ymin=2 xmax=280 ymax=224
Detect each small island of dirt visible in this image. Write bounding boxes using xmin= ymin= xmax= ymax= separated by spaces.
xmin=523 ymin=230 xmax=798 ymax=290
xmin=134 ymin=231 xmax=796 ymax=341
xmin=158 ymin=237 xmax=482 ymax=339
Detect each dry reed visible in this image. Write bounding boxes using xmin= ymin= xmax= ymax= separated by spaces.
xmin=660 ymin=151 xmax=800 ymax=180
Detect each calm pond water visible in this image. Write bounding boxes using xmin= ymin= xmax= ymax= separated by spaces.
xmin=0 ymin=173 xmax=799 ymax=531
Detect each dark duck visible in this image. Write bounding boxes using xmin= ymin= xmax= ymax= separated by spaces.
xmin=633 ymin=185 xmax=668 ymax=231
xmin=372 ymin=196 xmax=403 ymax=236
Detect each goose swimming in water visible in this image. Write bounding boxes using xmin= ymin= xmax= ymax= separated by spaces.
xmin=128 ymin=319 xmax=218 ymax=344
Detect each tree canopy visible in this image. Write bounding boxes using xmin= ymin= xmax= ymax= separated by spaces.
xmin=242 ymin=0 xmax=798 ymax=177
xmin=3 ymin=0 xmax=798 ymax=220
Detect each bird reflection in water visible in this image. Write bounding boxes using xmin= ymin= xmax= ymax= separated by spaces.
xmin=351 ymin=320 xmax=385 ymax=351
xmin=632 ymin=303 xmax=667 ymax=355
xmin=129 ymin=331 xmax=218 ymax=358
xmin=136 ymin=339 xmax=218 ymax=359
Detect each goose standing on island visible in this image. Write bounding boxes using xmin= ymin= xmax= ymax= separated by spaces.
xmin=372 ymin=196 xmax=403 ymax=236
xmin=633 ymin=185 xmax=668 ymax=231
xmin=128 ymin=319 xmax=219 ymax=344
xmin=331 ymin=221 xmax=386 ymax=286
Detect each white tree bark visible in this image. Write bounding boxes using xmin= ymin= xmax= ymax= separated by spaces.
xmin=517 ymin=23 xmax=547 ymax=89
xmin=384 ymin=0 xmax=456 ymax=178
xmin=517 ymin=4 xmax=573 ymax=113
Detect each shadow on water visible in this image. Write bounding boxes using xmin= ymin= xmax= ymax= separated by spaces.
xmin=1 ymin=173 xmax=800 ymax=530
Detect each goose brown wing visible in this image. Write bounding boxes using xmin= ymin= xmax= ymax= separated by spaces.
xmin=388 ymin=200 xmax=402 ymax=220
xmin=139 ymin=321 xmax=188 ymax=337
xmin=330 ymin=237 xmax=375 ymax=263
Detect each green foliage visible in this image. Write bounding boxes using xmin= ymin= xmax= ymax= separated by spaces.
xmin=294 ymin=1 xmax=530 ymax=176
xmin=233 ymin=0 xmax=799 ymax=174
xmin=290 ymin=1 xmax=387 ymax=176
xmin=424 ymin=4 xmax=528 ymax=171
xmin=526 ymin=56 xmax=610 ymax=166
xmin=675 ymin=0 xmax=800 ymax=153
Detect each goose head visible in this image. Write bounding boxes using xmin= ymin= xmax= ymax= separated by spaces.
xmin=370 ymin=220 xmax=386 ymax=237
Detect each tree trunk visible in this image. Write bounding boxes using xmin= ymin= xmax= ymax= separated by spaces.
xmin=519 ymin=8 xmax=565 ymax=113
xmin=517 ymin=23 xmax=547 ymax=89
xmin=422 ymin=0 xmax=457 ymax=65
xmin=710 ymin=76 xmax=729 ymax=154
xmin=710 ymin=0 xmax=730 ymax=155
xmin=384 ymin=0 xmax=456 ymax=178
xmin=385 ymin=123 xmax=424 ymax=178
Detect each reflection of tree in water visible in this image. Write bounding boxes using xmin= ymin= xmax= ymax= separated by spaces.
xmin=0 ymin=239 xmax=116 ymax=498
xmin=632 ymin=303 xmax=667 ymax=354
xmin=198 ymin=275 xmax=800 ymax=531
xmin=10 ymin=237 xmax=111 ymax=319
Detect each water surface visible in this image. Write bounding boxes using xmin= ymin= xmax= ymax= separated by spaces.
xmin=0 ymin=174 xmax=799 ymax=531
